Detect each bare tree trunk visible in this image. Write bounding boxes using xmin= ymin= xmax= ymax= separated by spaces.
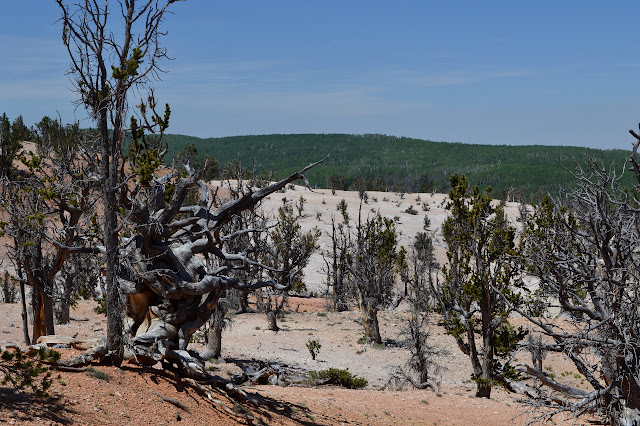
xmin=476 ymin=281 xmax=493 ymax=399
xmin=104 ymin=153 xmax=124 ymax=365
xmin=56 ymin=276 xmax=74 ymax=324
xmin=19 ymin=278 xmax=30 ymax=345
xmin=201 ymin=304 xmax=225 ymax=360
xmin=31 ymin=286 xmax=56 ymax=343
xmin=476 ymin=376 xmax=492 ymax=398
xmin=43 ymin=284 xmax=55 ymax=336
xmin=359 ymin=296 xmax=382 ymax=344
xmin=32 ymin=288 xmax=45 ymax=344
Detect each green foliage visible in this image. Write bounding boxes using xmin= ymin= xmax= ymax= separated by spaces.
xmin=0 ymin=347 xmax=61 ymax=397
xmin=173 ymin=143 xmax=220 ymax=180
xmin=404 ymin=205 xmax=418 ymax=215
xmin=263 ymin=201 xmax=320 ymax=286
xmin=128 ymin=116 xmax=164 ymax=185
xmin=162 ymin=133 xmax=633 ymax=200
xmin=85 ymin=367 xmax=111 ymax=381
xmin=336 ymin=199 xmax=349 ymax=223
xmin=0 ymin=113 xmax=28 ymax=179
xmin=94 ymin=295 xmax=107 ymax=315
xmin=111 ymin=46 xmax=143 ymax=81
xmin=306 ymin=339 xmax=322 ymax=360
xmin=306 ymin=368 xmax=368 ymax=389
xmin=423 ymin=215 xmax=431 ymax=230
xmin=439 ymin=173 xmax=526 ymax=397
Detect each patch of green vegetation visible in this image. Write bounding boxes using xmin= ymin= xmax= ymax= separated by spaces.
xmin=163 ymin=133 xmax=633 ymax=200
xmin=233 ymin=403 xmax=250 ymax=415
xmin=85 ymin=367 xmax=111 ymax=381
xmin=306 ymin=339 xmax=322 ymax=360
xmin=93 ymin=295 xmax=107 ymax=315
xmin=305 ymin=368 xmax=368 ymax=389
xmin=0 ymin=347 xmax=60 ymax=397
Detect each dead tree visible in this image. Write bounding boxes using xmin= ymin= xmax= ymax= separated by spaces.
xmin=54 ymin=154 xmax=325 ymax=375
xmin=200 ymin=173 xmax=272 ymax=359
xmin=517 ymin=139 xmax=640 ymax=425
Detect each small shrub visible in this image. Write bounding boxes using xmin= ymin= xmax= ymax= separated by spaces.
xmin=93 ymin=295 xmax=107 ymax=315
xmin=306 ymin=339 xmax=322 ymax=360
xmin=296 ymin=195 xmax=306 ymax=216
xmin=422 ymin=201 xmax=430 ymax=211
xmin=337 ymin=199 xmax=349 ymax=222
xmin=0 ymin=347 xmax=60 ymax=397
xmin=292 ymin=281 xmax=307 ymax=294
xmin=85 ymin=367 xmax=111 ymax=381
xmin=233 ymin=403 xmax=250 ymax=415
xmin=306 ymin=368 xmax=367 ymax=389
xmin=423 ymin=216 xmax=431 ymax=230
xmin=404 ymin=205 xmax=418 ymax=215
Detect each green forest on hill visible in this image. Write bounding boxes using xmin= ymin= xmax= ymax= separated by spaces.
xmin=163 ymin=133 xmax=633 ymax=200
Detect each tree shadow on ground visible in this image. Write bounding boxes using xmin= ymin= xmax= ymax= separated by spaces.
xmin=123 ymin=362 xmax=335 ymax=426
xmin=0 ymin=386 xmax=76 ymax=424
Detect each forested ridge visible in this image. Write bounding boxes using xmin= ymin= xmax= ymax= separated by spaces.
xmin=163 ymin=133 xmax=632 ymax=199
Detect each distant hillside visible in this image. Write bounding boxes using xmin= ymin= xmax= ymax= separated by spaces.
xmin=162 ymin=133 xmax=633 ymax=200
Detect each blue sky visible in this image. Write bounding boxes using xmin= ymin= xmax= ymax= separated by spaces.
xmin=1 ymin=2 xmax=639 ymax=149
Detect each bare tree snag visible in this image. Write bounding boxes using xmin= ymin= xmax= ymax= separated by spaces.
xmin=518 ymin=142 xmax=640 ymax=424
xmin=56 ymin=159 xmax=324 ymax=373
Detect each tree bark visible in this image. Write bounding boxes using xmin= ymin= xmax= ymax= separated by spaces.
xmin=43 ymin=284 xmax=55 ymax=336
xmin=359 ymin=300 xmax=382 ymax=344
xmin=56 ymin=276 xmax=74 ymax=324
xmin=104 ymin=138 xmax=124 ymax=366
xmin=202 ymin=305 xmax=225 ymax=360
xmin=476 ymin=381 xmax=492 ymax=398
xmin=19 ymin=278 xmax=30 ymax=346
xmin=32 ymin=288 xmax=45 ymax=344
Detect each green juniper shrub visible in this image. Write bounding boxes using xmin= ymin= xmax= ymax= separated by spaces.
xmin=0 ymin=346 xmax=61 ymax=397
xmin=306 ymin=368 xmax=367 ymax=389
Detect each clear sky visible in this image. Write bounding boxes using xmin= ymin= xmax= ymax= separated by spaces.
xmin=1 ymin=1 xmax=639 ymax=149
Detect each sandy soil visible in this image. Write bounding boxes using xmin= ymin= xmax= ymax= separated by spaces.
xmin=0 ymin=300 xmax=592 ymax=426
xmin=0 ymin=186 xmax=589 ymax=425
